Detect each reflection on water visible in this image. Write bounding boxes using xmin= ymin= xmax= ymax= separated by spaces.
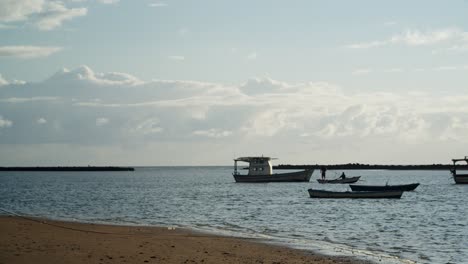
xmin=1 ymin=167 xmax=466 ymax=263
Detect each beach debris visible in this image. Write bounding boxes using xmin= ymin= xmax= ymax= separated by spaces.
xmin=167 ymin=226 xmax=176 ymax=230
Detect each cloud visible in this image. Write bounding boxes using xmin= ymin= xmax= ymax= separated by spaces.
xmin=48 ymin=65 xmax=142 ymax=85
xmin=0 ymin=116 xmax=13 ymax=128
xmin=0 ymin=45 xmax=62 ymax=58
xmin=0 ymin=97 xmax=59 ymax=103
xmin=37 ymin=117 xmax=47 ymax=124
xmin=0 ymin=0 xmax=87 ymax=30
xmin=1 ymin=65 xmax=468 ymax=165
xmin=347 ymin=28 xmax=468 ymax=50
xmin=0 ymin=74 xmax=8 ymax=86
xmin=193 ymin=129 xmax=232 ymax=138
xmin=0 ymin=74 xmax=25 ymax=86
xmin=35 ymin=1 xmax=87 ymax=30
xmin=96 ymin=117 xmax=109 ymax=126
xmin=434 ymin=66 xmax=458 ymax=71
xmin=149 ymin=2 xmax=167 ymax=7
xmin=246 ymin=52 xmax=258 ymax=60
xmin=384 ymin=68 xmax=403 ymax=73
xmin=132 ymin=118 xmax=163 ymax=135
xmin=0 ymin=0 xmax=43 ymax=22
xmin=96 ymin=0 xmax=119 ymax=4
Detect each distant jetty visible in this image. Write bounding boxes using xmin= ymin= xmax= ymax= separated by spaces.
xmin=0 ymin=166 xmax=135 ymax=171
xmin=275 ymin=163 xmax=468 ymax=170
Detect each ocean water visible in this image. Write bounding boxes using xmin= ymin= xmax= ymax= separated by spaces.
xmin=1 ymin=167 xmax=467 ymax=264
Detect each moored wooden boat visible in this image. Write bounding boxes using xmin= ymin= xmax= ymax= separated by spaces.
xmin=307 ymin=189 xmax=403 ymax=199
xmin=349 ymin=183 xmax=419 ymax=192
xmin=451 ymin=156 xmax=468 ymax=184
xmin=317 ymin=176 xmax=360 ymax=184
xmin=233 ymin=157 xmax=313 ymax=183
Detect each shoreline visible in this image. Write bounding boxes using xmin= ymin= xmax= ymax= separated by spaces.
xmin=0 ymin=215 xmax=373 ymax=264
xmin=0 ymin=166 xmax=134 ymax=171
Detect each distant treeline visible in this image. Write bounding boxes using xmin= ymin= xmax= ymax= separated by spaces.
xmin=275 ymin=163 xmax=468 ymax=170
xmin=0 ymin=166 xmax=135 ymax=171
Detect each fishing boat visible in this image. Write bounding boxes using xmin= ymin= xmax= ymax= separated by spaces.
xmin=307 ymin=189 xmax=403 ymax=199
xmin=233 ymin=157 xmax=313 ymax=183
xmin=349 ymin=183 xmax=419 ymax=192
xmin=317 ymin=176 xmax=360 ymax=184
xmin=450 ymin=156 xmax=468 ymax=184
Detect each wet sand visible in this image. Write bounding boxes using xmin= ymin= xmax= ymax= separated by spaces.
xmin=0 ymin=216 xmax=371 ymax=264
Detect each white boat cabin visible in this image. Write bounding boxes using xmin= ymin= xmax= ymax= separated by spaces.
xmin=451 ymin=156 xmax=468 ymax=174
xmin=233 ymin=157 xmax=276 ymax=176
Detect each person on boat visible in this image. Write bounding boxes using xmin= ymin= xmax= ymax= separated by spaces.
xmin=320 ymin=167 xmax=327 ymax=179
xmin=339 ymin=172 xmax=346 ymax=179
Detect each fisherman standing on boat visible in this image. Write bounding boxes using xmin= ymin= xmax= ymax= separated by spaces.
xmin=320 ymin=167 xmax=327 ymax=180
xmin=340 ymin=172 xmax=346 ymax=179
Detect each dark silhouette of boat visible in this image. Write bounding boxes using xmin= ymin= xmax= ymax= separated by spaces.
xmin=308 ymin=189 xmax=403 ymax=199
xmin=233 ymin=157 xmax=313 ymax=183
xmin=349 ymin=183 xmax=419 ymax=192
xmin=451 ymin=156 xmax=468 ymax=184
xmin=317 ymin=176 xmax=360 ymax=184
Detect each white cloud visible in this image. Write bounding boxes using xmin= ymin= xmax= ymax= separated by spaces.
xmin=149 ymin=2 xmax=167 ymax=7
xmin=434 ymin=66 xmax=458 ymax=71
xmin=0 ymin=116 xmax=12 ymax=128
xmin=246 ymin=52 xmax=258 ymax=60
xmin=193 ymin=129 xmax=232 ymax=138
xmin=96 ymin=0 xmax=119 ymax=4
xmin=0 ymin=0 xmax=87 ymax=30
xmin=347 ymin=28 xmax=468 ymax=50
xmin=384 ymin=68 xmax=403 ymax=73
xmin=133 ymin=118 xmax=163 ymax=135
xmin=0 ymin=0 xmax=44 ymax=22
xmin=0 ymin=45 xmax=62 ymax=58
xmin=2 ymin=65 xmax=468 ymax=165
xmin=37 ymin=117 xmax=47 ymax=124
xmin=96 ymin=117 xmax=109 ymax=126
xmin=35 ymin=1 xmax=87 ymax=30
xmin=0 ymin=74 xmax=8 ymax=86
xmin=0 ymin=97 xmax=59 ymax=103
xmin=48 ymin=65 xmax=142 ymax=85
xmin=347 ymin=41 xmax=386 ymax=49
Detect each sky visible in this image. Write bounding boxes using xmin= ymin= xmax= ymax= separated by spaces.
xmin=0 ymin=0 xmax=468 ymax=166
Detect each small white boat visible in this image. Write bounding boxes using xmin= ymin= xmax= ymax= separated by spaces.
xmin=451 ymin=156 xmax=468 ymax=184
xmin=233 ymin=156 xmax=313 ymax=183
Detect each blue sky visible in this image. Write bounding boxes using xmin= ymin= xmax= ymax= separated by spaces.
xmin=1 ymin=0 xmax=468 ymax=165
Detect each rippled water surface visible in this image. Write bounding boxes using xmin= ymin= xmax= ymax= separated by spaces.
xmin=1 ymin=167 xmax=467 ymax=263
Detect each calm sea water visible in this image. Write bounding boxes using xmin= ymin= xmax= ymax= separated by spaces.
xmin=1 ymin=167 xmax=467 ymax=263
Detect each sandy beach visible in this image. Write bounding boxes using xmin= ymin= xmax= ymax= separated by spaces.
xmin=0 ymin=216 xmax=371 ymax=264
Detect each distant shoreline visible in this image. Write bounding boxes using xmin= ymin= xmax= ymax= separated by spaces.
xmin=0 ymin=166 xmax=134 ymax=171
xmin=275 ymin=164 xmax=467 ymax=170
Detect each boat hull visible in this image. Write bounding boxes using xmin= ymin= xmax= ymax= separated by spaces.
xmin=454 ymin=174 xmax=468 ymax=184
xmin=349 ymin=183 xmax=419 ymax=192
xmin=233 ymin=169 xmax=313 ymax=183
xmin=317 ymin=176 xmax=360 ymax=184
xmin=308 ymin=189 xmax=403 ymax=199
